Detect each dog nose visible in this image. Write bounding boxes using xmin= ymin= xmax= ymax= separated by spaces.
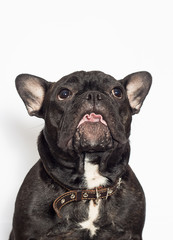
xmin=86 ymin=92 xmax=102 ymax=101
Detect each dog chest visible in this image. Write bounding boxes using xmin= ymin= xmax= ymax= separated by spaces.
xmin=78 ymin=156 xmax=108 ymax=237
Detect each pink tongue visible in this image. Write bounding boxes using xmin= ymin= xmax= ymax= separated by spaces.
xmin=77 ymin=113 xmax=107 ymax=127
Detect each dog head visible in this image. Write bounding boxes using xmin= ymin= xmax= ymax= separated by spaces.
xmin=16 ymin=71 xmax=152 ymax=184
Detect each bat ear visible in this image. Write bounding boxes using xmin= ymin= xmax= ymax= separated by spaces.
xmin=121 ymin=71 xmax=152 ymax=114
xmin=15 ymin=74 xmax=51 ymax=118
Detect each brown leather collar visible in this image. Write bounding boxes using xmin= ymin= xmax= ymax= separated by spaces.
xmin=53 ymin=178 xmax=122 ymax=217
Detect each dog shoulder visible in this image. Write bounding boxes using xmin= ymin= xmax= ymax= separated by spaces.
xmin=14 ymin=161 xmax=61 ymax=218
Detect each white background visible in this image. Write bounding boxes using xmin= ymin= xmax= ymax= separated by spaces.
xmin=0 ymin=0 xmax=172 ymax=239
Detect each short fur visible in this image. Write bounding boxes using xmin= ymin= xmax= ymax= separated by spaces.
xmin=10 ymin=70 xmax=152 ymax=240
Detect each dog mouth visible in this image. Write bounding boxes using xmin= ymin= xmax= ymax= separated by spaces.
xmin=77 ymin=113 xmax=107 ymax=128
xmin=73 ymin=113 xmax=113 ymax=152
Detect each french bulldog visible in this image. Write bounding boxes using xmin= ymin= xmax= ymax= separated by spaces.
xmin=10 ymin=70 xmax=152 ymax=240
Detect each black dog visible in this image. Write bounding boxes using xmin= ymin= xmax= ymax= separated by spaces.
xmin=10 ymin=71 xmax=152 ymax=240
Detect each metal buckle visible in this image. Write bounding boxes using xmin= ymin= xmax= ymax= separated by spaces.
xmin=106 ymin=188 xmax=113 ymax=199
xmin=117 ymin=177 xmax=122 ymax=189
xmin=95 ymin=188 xmax=101 ymax=204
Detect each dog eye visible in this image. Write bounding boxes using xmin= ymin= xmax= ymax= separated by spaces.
xmin=58 ymin=89 xmax=71 ymax=100
xmin=112 ymin=88 xmax=123 ymax=99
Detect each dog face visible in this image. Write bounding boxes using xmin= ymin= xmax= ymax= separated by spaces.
xmin=16 ymin=71 xmax=151 ymax=178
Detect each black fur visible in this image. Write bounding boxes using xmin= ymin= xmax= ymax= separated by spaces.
xmin=10 ymin=70 xmax=152 ymax=240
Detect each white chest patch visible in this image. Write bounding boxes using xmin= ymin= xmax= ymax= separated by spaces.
xmin=84 ymin=157 xmax=107 ymax=189
xmin=79 ymin=156 xmax=107 ymax=237
xmin=80 ymin=200 xmax=101 ymax=237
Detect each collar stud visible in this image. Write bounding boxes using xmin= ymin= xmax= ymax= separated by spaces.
xmin=83 ymin=192 xmax=89 ymax=198
xmin=70 ymin=193 xmax=76 ymax=199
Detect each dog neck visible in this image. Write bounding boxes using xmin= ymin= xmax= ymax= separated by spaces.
xmin=38 ymin=130 xmax=130 ymax=190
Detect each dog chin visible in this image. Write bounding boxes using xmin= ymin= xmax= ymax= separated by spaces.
xmin=73 ymin=122 xmax=114 ymax=152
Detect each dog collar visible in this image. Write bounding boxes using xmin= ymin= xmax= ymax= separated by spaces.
xmin=53 ymin=177 xmax=122 ymax=218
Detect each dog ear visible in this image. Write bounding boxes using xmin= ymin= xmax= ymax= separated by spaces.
xmin=15 ymin=74 xmax=51 ymax=117
xmin=121 ymin=71 xmax=152 ymax=114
